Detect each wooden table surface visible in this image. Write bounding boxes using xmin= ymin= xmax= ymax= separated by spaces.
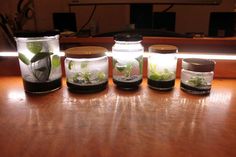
xmin=0 ymin=77 xmax=236 ymax=157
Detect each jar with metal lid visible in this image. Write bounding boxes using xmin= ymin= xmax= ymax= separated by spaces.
xmin=181 ymin=58 xmax=215 ymax=95
xmin=14 ymin=30 xmax=62 ymax=93
xmin=112 ymin=33 xmax=143 ymax=89
xmin=148 ymin=45 xmax=178 ymax=90
xmin=65 ymin=46 xmax=108 ymax=93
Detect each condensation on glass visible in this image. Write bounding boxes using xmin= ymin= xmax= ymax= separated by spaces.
xmin=112 ymin=33 xmax=143 ymax=90
xmin=64 ymin=46 xmax=108 ymax=93
xmin=181 ymin=58 xmax=215 ymax=95
xmin=15 ymin=31 xmax=62 ymax=93
xmin=148 ymin=45 xmax=178 ymax=91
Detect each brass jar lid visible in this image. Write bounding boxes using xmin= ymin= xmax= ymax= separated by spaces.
xmin=182 ymin=58 xmax=215 ymax=72
xmin=65 ymin=46 xmax=108 ymax=58
xmin=149 ymin=45 xmax=178 ymax=54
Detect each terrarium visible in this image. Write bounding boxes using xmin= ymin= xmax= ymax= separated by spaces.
xmin=112 ymin=33 xmax=143 ymax=89
xmin=15 ymin=31 xmax=62 ymax=93
xmin=181 ymin=58 xmax=215 ymax=95
xmin=65 ymin=46 xmax=108 ymax=93
xmin=148 ymin=45 xmax=178 ymax=90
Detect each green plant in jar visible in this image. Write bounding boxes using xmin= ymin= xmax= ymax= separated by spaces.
xmin=115 ymin=61 xmax=133 ymax=78
xmin=149 ymin=63 xmax=174 ymax=81
xmin=68 ymin=60 xmax=106 ymax=85
xmin=19 ymin=42 xmax=60 ymax=81
xmin=187 ymin=76 xmax=207 ymax=87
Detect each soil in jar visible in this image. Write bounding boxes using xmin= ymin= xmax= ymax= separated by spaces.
xmin=67 ymin=81 xmax=108 ymax=93
xmin=23 ymin=78 xmax=61 ymax=93
xmin=113 ymin=76 xmax=142 ymax=90
xmin=180 ymin=82 xmax=211 ymax=95
xmin=148 ymin=79 xmax=175 ymax=90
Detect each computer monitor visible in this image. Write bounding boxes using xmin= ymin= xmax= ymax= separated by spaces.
xmin=53 ymin=13 xmax=77 ymax=32
xmin=153 ymin=12 xmax=176 ymax=32
xmin=208 ymin=12 xmax=236 ymax=37
xmin=130 ymin=4 xmax=153 ymax=29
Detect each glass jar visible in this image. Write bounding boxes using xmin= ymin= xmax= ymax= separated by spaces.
xmin=112 ymin=33 xmax=143 ymax=89
xmin=181 ymin=58 xmax=215 ymax=95
xmin=65 ymin=46 xmax=108 ymax=93
xmin=15 ymin=31 xmax=62 ymax=93
xmin=148 ymin=45 xmax=178 ymax=90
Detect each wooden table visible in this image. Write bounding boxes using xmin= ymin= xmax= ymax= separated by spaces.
xmin=0 ymin=77 xmax=236 ymax=157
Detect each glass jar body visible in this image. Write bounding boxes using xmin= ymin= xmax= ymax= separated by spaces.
xmin=181 ymin=69 xmax=214 ymax=94
xmin=15 ymin=35 xmax=62 ymax=93
xmin=65 ymin=56 xmax=108 ymax=93
xmin=148 ymin=53 xmax=177 ymax=90
xmin=112 ymin=41 xmax=143 ymax=89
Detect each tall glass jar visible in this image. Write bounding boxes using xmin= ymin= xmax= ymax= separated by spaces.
xmin=181 ymin=58 xmax=215 ymax=95
xmin=112 ymin=33 xmax=143 ymax=89
xmin=148 ymin=45 xmax=178 ymax=90
xmin=15 ymin=31 xmax=62 ymax=93
xmin=64 ymin=46 xmax=108 ymax=93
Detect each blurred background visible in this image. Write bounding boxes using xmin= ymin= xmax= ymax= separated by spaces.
xmin=0 ymin=0 xmax=235 ymax=50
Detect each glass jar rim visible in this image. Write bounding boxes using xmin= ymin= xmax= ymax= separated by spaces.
xmin=65 ymin=46 xmax=108 ymax=58
xmin=182 ymin=58 xmax=215 ymax=72
xmin=14 ymin=30 xmax=59 ymax=38
xmin=114 ymin=33 xmax=142 ymax=42
xmin=149 ymin=45 xmax=178 ymax=54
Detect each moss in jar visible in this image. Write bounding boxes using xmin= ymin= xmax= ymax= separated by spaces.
xmin=149 ymin=63 xmax=174 ymax=81
xmin=187 ymin=76 xmax=207 ymax=87
xmin=19 ymin=41 xmax=56 ymax=82
xmin=68 ymin=61 xmax=106 ymax=85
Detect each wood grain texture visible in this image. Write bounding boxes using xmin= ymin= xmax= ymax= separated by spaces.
xmin=0 ymin=77 xmax=236 ymax=157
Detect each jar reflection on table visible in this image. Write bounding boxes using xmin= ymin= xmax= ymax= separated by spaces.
xmin=148 ymin=45 xmax=178 ymax=90
xmin=15 ymin=31 xmax=62 ymax=93
xmin=112 ymin=33 xmax=144 ymax=90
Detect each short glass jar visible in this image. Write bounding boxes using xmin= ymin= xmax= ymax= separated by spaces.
xmin=148 ymin=45 xmax=178 ymax=90
xmin=181 ymin=58 xmax=215 ymax=95
xmin=64 ymin=46 xmax=108 ymax=93
xmin=112 ymin=33 xmax=143 ymax=89
xmin=15 ymin=31 xmax=62 ymax=93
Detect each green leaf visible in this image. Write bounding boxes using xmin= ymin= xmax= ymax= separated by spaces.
xmin=116 ymin=64 xmax=126 ymax=72
xmin=149 ymin=64 xmax=174 ymax=81
xmin=149 ymin=74 xmax=161 ymax=80
xmin=83 ymin=71 xmax=91 ymax=82
xmin=68 ymin=60 xmax=74 ymax=70
xmin=149 ymin=63 xmax=157 ymax=74
xmin=27 ymin=42 xmax=43 ymax=54
xmin=73 ymin=73 xmax=79 ymax=83
xmin=31 ymin=52 xmax=53 ymax=63
xmin=18 ymin=53 xmax=30 ymax=65
xmin=124 ymin=63 xmax=133 ymax=78
xmin=52 ymin=55 xmax=60 ymax=68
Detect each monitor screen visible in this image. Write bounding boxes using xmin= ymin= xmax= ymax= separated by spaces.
xmin=53 ymin=13 xmax=77 ymax=32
